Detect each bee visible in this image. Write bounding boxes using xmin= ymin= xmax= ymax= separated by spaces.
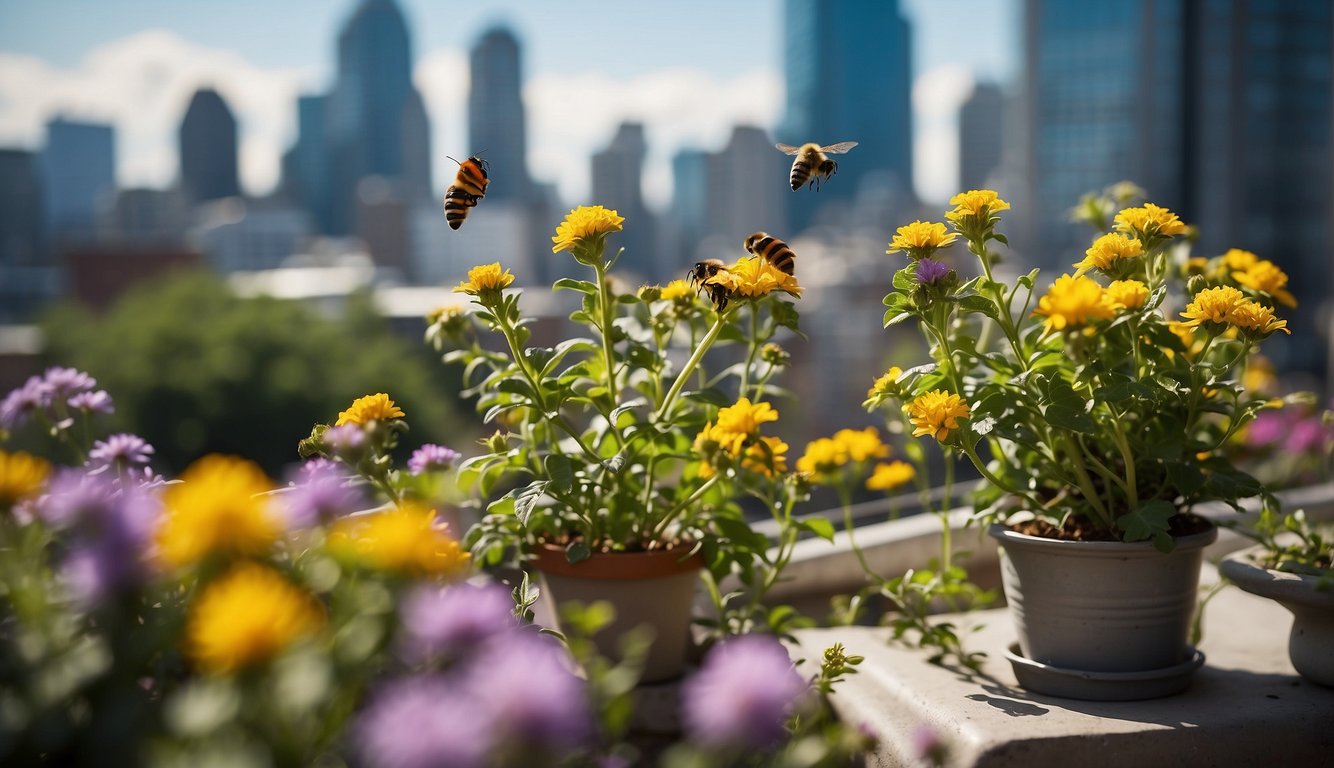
xmin=688 ymin=258 xmax=732 ymax=312
xmin=443 ymin=155 xmax=489 ymax=230
xmin=743 ymin=232 xmax=796 ymax=275
xmin=775 ymin=141 xmax=858 ymax=191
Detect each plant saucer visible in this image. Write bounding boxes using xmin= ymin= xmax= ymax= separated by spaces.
xmin=1004 ymin=643 xmax=1206 ymax=701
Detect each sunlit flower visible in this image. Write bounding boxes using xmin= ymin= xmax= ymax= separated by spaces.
xmin=1229 ymin=300 xmax=1290 ymax=337
xmin=867 ymin=461 xmax=916 ymax=492
xmin=0 ymin=450 xmax=50 ymax=510
xmin=336 ymin=393 xmax=406 ymax=427
xmin=1167 ymin=320 xmax=1199 ymax=351
xmin=399 ymin=582 xmax=516 ymax=664
xmin=87 ymin=433 xmax=155 ymax=475
xmin=1105 ymin=279 xmax=1149 ymax=311
xmin=887 ymin=221 xmax=957 ymax=260
xmin=760 ymin=343 xmax=790 ymax=367
xmin=551 ymin=205 xmax=624 ymax=254
xmin=796 ymin=437 xmax=845 ymax=479
xmin=185 ymin=562 xmax=324 ymax=675
xmin=706 ymin=398 xmax=780 ymax=456
xmin=453 ymin=262 xmax=515 ymax=295
xmin=356 ymin=676 xmax=491 ymax=768
xmin=0 ymin=375 xmax=49 ymax=430
xmin=1178 ymin=285 xmax=1248 ymax=332
xmin=156 ymin=455 xmax=279 ymax=567
xmin=279 ymin=459 xmax=365 ymax=529
xmin=43 ymin=471 xmax=157 ymax=603
xmin=329 ymin=502 xmax=470 ymax=576
xmin=867 ymin=367 xmax=903 ymax=400
xmin=683 ymin=634 xmax=811 ymax=750
xmin=408 ymin=444 xmax=461 ymax=475
xmin=1032 ymin=274 xmax=1115 ymax=334
xmin=833 ymin=427 xmax=890 ymax=463
xmin=1221 ymin=248 xmax=1259 ymax=272
xmin=1232 ymin=259 xmax=1297 ymax=308
xmin=945 ymin=189 xmax=1010 ymax=240
xmin=1243 ymin=355 xmax=1277 ymax=396
xmin=660 ymin=279 xmax=694 ymax=301
xmin=907 ymin=391 xmax=970 ymax=443
xmin=67 ymin=390 xmax=114 ymax=415
xmin=1114 ymin=203 xmax=1187 ymax=242
xmin=707 ymin=256 xmax=803 ymax=301
xmin=739 ymin=436 xmax=788 ymax=478
xmin=1075 ymin=233 xmax=1143 ymax=273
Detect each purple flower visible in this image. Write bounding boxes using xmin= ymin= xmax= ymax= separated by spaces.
xmin=1285 ymin=417 xmax=1329 ymax=456
xmin=398 ymin=582 xmax=516 ymax=663
xmin=464 ymin=631 xmax=592 ymax=752
xmin=682 ymin=635 xmax=811 ymax=751
xmin=68 ymin=390 xmax=114 ymax=415
xmin=916 ymin=258 xmax=952 ymax=286
xmin=408 ymin=444 xmax=461 ymax=475
xmin=1245 ymin=410 xmax=1287 ymax=448
xmin=356 ymin=675 xmax=492 ymax=768
xmin=912 ymin=724 xmax=947 ymax=765
xmin=37 ymin=470 xmax=158 ymax=602
xmin=279 ymin=459 xmax=365 ymax=528
xmin=324 ymin=424 xmax=367 ymax=455
xmin=42 ymin=367 xmax=96 ymax=401
xmin=88 ymin=434 xmax=155 ymax=475
xmin=1 ymin=375 xmax=50 ymax=429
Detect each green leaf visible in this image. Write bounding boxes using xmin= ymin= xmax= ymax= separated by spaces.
xmin=1116 ymin=500 xmax=1177 ymax=550
xmin=884 ymin=309 xmax=914 ymax=327
xmin=799 ymin=517 xmax=836 ymax=542
xmin=683 ymin=387 xmax=733 ymax=407
xmin=892 ymin=267 xmax=916 ymax=291
xmin=565 ymin=540 xmax=592 ymax=564
xmin=514 ymin=481 xmax=549 ymax=526
xmin=544 ymin=455 xmax=573 ymax=493
xmin=553 ymin=277 xmax=598 ymax=294
xmin=990 ymin=232 xmax=1010 ymax=246
xmin=771 ymin=300 xmax=802 ymax=334
xmin=957 ymin=295 xmax=999 ymax=319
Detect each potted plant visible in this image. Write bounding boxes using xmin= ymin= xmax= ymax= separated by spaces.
xmin=432 ymin=206 xmax=829 ymax=682
xmin=1221 ymin=506 xmax=1334 ymax=686
xmin=866 ymin=185 xmax=1295 ymax=699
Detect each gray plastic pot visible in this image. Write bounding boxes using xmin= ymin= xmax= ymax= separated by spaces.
xmin=989 ymin=523 xmax=1217 ymax=675
xmin=1220 ymin=545 xmax=1334 ymax=687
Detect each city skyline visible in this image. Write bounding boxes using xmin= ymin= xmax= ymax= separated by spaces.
xmin=0 ymin=0 xmax=1018 ymax=208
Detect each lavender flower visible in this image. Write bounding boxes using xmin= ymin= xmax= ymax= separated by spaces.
xmin=68 ymin=390 xmax=114 ymax=415
xmin=1245 ymin=410 xmax=1287 ymax=448
xmin=41 ymin=367 xmax=96 ymax=401
xmin=324 ymin=424 xmax=367 ymax=455
xmin=682 ymin=634 xmax=811 ymax=751
xmin=1286 ymin=417 xmax=1329 ymax=455
xmin=465 ymin=631 xmax=592 ymax=752
xmin=408 ymin=444 xmax=461 ymax=475
xmin=0 ymin=375 xmax=49 ymax=429
xmin=37 ymin=470 xmax=158 ymax=602
xmin=356 ymin=675 xmax=492 ymax=768
xmin=279 ymin=459 xmax=365 ymax=528
xmin=87 ymin=433 xmax=155 ymax=475
xmin=916 ymin=258 xmax=952 ymax=286
xmin=398 ymin=582 xmax=516 ymax=663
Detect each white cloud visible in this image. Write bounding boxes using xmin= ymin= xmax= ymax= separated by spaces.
xmin=912 ymin=64 xmax=975 ymax=204
xmin=0 ymin=29 xmax=314 ymax=195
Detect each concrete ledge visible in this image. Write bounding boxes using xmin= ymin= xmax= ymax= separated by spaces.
xmin=789 ymin=563 xmax=1334 ymax=767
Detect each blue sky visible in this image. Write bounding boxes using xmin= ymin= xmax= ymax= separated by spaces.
xmin=0 ymin=0 xmax=1018 ymax=205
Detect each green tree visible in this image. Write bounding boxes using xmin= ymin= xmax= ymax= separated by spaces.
xmin=37 ymin=271 xmax=467 ymax=476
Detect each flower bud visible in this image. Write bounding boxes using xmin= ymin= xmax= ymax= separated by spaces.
xmin=1186 ymin=275 xmax=1207 ymax=297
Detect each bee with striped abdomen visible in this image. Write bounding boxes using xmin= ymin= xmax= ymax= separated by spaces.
xmin=775 ymin=141 xmax=858 ymax=191
xmin=743 ymin=232 xmax=796 ymax=275
xmin=688 ymin=258 xmax=732 ymax=312
xmin=443 ymin=155 xmax=489 ymax=230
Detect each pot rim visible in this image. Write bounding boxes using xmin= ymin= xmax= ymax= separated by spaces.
xmin=1220 ymin=544 xmax=1334 ymax=608
xmin=988 ymin=520 xmax=1217 ymax=555
xmin=528 ymin=542 xmax=704 ymax=581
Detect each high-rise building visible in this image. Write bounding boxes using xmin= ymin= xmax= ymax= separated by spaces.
xmin=591 ymin=122 xmax=656 ymax=280
xmin=670 ymin=148 xmax=710 ymax=263
xmin=179 ymin=88 xmax=241 ymax=203
xmin=705 ymin=126 xmax=790 ymax=246
xmin=468 ymin=26 xmax=532 ymax=202
xmin=401 ymin=88 xmax=432 ymax=201
xmin=190 ymin=197 xmax=312 ymax=273
xmin=1 ymin=149 xmax=54 ymax=320
xmin=958 ymin=83 xmax=1005 ymax=193
xmin=283 ymin=95 xmax=334 ymax=232
xmin=780 ymin=0 xmax=914 ymax=227
xmin=40 ymin=117 xmax=116 ymax=242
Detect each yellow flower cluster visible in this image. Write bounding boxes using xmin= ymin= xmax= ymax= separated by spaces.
xmin=1232 ymin=259 xmax=1297 ymax=308
xmin=907 ymin=390 xmax=970 ymax=443
xmin=887 ymin=221 xmax=956 ymax=259
xmin=1075 ymin=233 xmax=1142 ymax=273
xmin=1179 ymin=286 xmax=1289 ymax=336
xmin=336 ymin=393 xmax=405 ymax=427
xmin=659 ymin=279 xmax=694 ymax=302
xmin=1114 ymin=203 xmax=1187 ymax=241
xmin=328 ymin=503 xmax=471 ymax=576
xmin=707 ymin=256 xmax=803 ymax=301
xmin=0 ymin=450 xmax=49 ymax=509
xmin=866 ymin=367 xmax=903 ymax=400
xmin=796 ymin=427 xmax=890 ymax=482
xmin=157 ymin=455 xmax=280 ymax=568
xmin=701 ymin=397 xmax=779 ymax=456
xmin=866 ymin=460 xmax=915 ymax=492
xmin=1221 ymin=248 xmax=1258 ymax=272
xmin=186 ymin=562 xmax=324 ymax=676
xmin=552 ymin=205 xmax=624 ymax=254
xmin=1105 ymin=279 xmax=1149 ymax=311
xmin=454 ymin=262 xmax=515 ymax=296
xmin=735 ymin=436 xmax=789 ymax=478
xmin=1032 ymin=274 xmax=1116 ymax=334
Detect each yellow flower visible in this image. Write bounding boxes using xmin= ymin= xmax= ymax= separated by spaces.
xmin=1167 ymin=320 xmax=1198 ymax=352
xmin=1075 ymin=233 xmax=1142 ymax=273
xmin=454 ymin=262 xmax=515 ymax=295
xmin=706 ymin=397 xmax=780 ymax=456
xmin=660 ymin=279 xmax=694 ymax=301
xmin=1114 ymin=203 xmax=1187 ymax=241
xmin=796 ymin=437 xmax=846 ymax=479
xmin=1229 ymin=300 xmax=1289 ymax=336
xmin=1243 ymin=355 xmax=1277 ymax=395
xmin=328 ymin=503 xmax=471 ymax=576
xmin=1183 ymin=256 xmax=1209 ymax=276
xmin=707 ymin=256 xmax=803 ymax=301
xmin=867 ymin=460 xmax=916 ymax=492
xmin=157 ymin=455 xmax=279 ymax=568
xmin=186 ymin=562 xmax=323 ymax=676
xmin=425 ymin=304 xmax=467 ymax=325
xmin=1221 ymin=248 xmax=1259 ymax=272
xmin=907 ymin=390 xmax=970 ymax=443
xmin=944 ymin=190 xmax=1011 ymax=237
xmin=1232 ymin=259 xmax=1297 ymax=309
xmin=1178 ymin=285 xmax=1248 ymax=331
xmin=740 ymin=436 xmax=788 ymax=478
xmin=1106 ymin=279 xmax=1149 ymax=311
xmin=336 ymin=393 xmax=405 ymax=427
xmin=1032 ymin=274 xmax=1115 ymax=334
xmin=833 ymin=427 xmax=890 ymax=463
xmin=887 ymin=221 xmax=957 ymax=259
xmin=867 ymin=367 xmax=903 ymax=399
xmin=552 ymin=205 xmax=624 ymax=254
xmin=0 ymin=450 xmax=49 ymax=510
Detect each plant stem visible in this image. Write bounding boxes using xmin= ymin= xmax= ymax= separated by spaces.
xmin=656 ymin=310 xmax=729 ymax=421
xmin=649 ymin=473 xmax=722 ymax=541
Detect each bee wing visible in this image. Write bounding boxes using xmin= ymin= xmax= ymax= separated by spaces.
xmin=775 ymin=143 xmax=802 ymax=156
xmin=820 ymin=141 xmax=859 ymax=155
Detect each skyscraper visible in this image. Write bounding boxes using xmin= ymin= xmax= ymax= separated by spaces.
xmin=591 ymin=123 xmax=655 ymax=280
xmin=468 ymin=26 xmax=532 ymax=202
xmin=40 ymin=117 xmax=116 ymax=242
xmin=283 ymin=95 xmax=333 ymax=232
xmin=179 ymin=88 xmax=241 ymax=203
xmin=958 ymin=83 xmax=1005 ymax=192
xmin=780 ymin=0 xmax=914 ymax=226
xmin=0 ymin=150 xmax=44 ymax=268
xmin=705 ymin=126 xmax=789 ymax=245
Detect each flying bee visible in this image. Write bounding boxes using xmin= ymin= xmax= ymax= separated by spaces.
xmin=443 ymin=155 xmax=489 ymax=230
xmin=743 ymin=232 xmax=796 ymax=275
xmin=775 ymin=141 xmax=858 ymax=191
xmin=688 ymin=258 xmax=732 ymax=312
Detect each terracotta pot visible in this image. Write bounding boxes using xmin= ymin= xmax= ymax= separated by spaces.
xmin=1220 ymin=545 xmax=1334 ymax=687
xmin=530 ymin=544 xmax=703 ymax=683
xmin=989 ymin=522 xmax=1216 ymax=698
